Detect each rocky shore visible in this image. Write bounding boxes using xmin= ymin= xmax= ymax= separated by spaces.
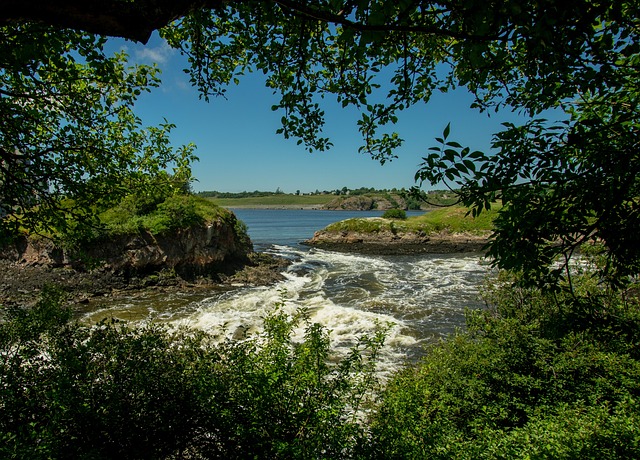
xmin=303 ymin=228 xmax=490 ymax=255
xmin=0 ymin=220 xmax=290 ymax=305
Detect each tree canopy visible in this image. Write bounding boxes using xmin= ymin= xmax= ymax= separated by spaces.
xmin=0 ymin=23 xmax=196 ymax=242
xmin=1 ymin=1 xmax=639 ymax=288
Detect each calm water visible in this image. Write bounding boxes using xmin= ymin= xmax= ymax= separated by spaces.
xmin=232 ymin=208 xmax=425 ymax=250
xmin=81 ymin=209 xmax=489 ymax=373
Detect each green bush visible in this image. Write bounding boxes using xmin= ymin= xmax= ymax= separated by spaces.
xmin=0 ymin=290 xmax=385 ymax=459
xmin=4 ymin=257 xmax=638 ymax=458
xmin=368 ymin=270 xmax=640 ymax=459
xmin=145 ymin=195 xmax=204 ymax=234
xmin=100 ymin=194 xmax=228 ymax=236
xmin=382 ymin=209 xmax=407 ymax=219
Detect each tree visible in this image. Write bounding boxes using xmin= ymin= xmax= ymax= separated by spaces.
xmin=2 ymin=1 xmax=639 ymax=288
xmin=0 ymin=23 xmax=196 ymax=242
xmin=159 ymin=1 xmax=639 ymax=289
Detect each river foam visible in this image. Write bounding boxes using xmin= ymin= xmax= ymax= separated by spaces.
xmin=169 ymin=244 xmax=489 ymax=374
xmin=79 ymin=231 xmax=490 ymax=375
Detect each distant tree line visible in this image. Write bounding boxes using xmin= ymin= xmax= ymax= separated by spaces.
xmin=196 ymin=190 xmax=285 ymax=198
xmin=197 ymin=188 xmax=457 ymax=209
xmin=199 ymin=187 xmax=423 ymax=198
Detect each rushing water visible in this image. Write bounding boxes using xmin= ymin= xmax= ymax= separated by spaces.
xmin=80 ymin=209 xmax=490 ymax=372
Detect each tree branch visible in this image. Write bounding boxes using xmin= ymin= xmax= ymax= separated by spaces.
xmin=1 ymin=0 xmax=507 ymax=43
xmin=273 ymin=0 xmax=506 ymax=42
xmin=0 ymin=0 xmax=229 ymax=43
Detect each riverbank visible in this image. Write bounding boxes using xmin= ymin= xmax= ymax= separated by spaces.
xmin=0 ymin=251 xmax=290 ymax=306
xmin=303 ymin=228 xmax=489 ymax=255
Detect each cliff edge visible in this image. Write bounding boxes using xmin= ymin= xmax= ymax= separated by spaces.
xmin=0 ymin=214 xmax=288 ymax=304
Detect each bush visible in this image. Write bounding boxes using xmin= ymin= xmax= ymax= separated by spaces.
xmin=382 ymin=209 xmax=407 ymax=219
xmin=0 ymin=290 xmax=385 ymax=459
xmin=145 ymin=195 xmax=204 ymax=234
xmin=368 ymin=270 xmax=640 ymax=459
xmin=100 ymin=194 xmax=229 ymax=236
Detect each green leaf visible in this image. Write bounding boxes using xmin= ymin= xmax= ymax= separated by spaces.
xmin=443 ymin=123 xmax=451 ymax=139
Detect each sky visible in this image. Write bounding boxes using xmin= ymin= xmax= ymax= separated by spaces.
xmin=111 ymin=34 xmax=528 ymax=194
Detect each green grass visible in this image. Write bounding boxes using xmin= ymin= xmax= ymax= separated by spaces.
xmin=100 ymin=195 xmax=232 ymax=236
xmin=325 ymin=205 xmax=500 ymax=235
xmin=207 ymin=195 xmax=336 ymax=208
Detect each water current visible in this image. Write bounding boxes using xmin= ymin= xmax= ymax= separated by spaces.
xmin=80 ymin=209 xmax=491 ymax=373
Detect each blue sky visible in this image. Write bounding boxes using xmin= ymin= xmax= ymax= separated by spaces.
xmin=114 ymin=35 xmax=526 ymax=194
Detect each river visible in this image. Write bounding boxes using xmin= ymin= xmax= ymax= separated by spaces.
xmin=80 ymin=209 xmax=490 ymax=373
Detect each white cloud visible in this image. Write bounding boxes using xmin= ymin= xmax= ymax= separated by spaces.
xmin=134 ymin=40 xmax=175 ymax=64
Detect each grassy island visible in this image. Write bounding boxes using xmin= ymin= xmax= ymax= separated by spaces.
xmin=303 ymin=206 xmax=500 ymax=255
xmin=323 ymin=206 xmax=498 ymax=235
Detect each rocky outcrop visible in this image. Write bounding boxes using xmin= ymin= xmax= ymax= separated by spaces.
xmin=0 ymin=215 xmax=275 ymax=303
xmin=2 ymin=218 xmax=251 ymax=277
xmin=303 ymin=227 xmax=489 ymax=255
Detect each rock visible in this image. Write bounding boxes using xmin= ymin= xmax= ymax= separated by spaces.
xmin=324 ymin=196 xmax=375 ymax=210
xmin=1 ymin=217 xmax=251 ymax=278
xmin=0 ymin=215 xmax=289 ymax=304
xmin=322 ymin=194 xmax=408 ymax=211
xmin=302 ymin=227 xmax=489 ymax=255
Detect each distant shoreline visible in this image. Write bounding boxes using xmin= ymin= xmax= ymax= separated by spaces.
xmin=225 ymin=205 xmax=326 ymax=210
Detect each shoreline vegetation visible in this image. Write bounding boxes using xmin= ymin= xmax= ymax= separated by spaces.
xmin=199 ymin=188 xmax=458 ymax=210
xmin=0 ymin=194 xmax=290 ymax=305
xmin=0 ymin=191 xmax=492 ymax=304
xmin=200 ymin=189 xmax=498 ymax=254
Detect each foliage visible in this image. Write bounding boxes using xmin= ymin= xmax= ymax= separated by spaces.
xmin=416 ymin=206 xmax=498 ymax=234
xmin=160 ymin=1 xmax=640 ymax=290
xmin=382 ymin=209 xmax=407 ymax=220
xmin=326 ymin=206 xmax=496 ymax=235
xmin=326 ymin=217 xmax=387 ymax=234
xmin=0 ymin=290 xmax=386 ymax=459
xmin=369 ymin=269 xmax=640 ymax=459
xmin=8 ymin=4 xmax=640 ymax=287
xmin=2 ymin=2 xmax=638 ymax=289
xmin=99 ymin=193 xmax=232 ymax=237
xmin=0 ymin=23 xmax=197 ymax=244
xmin=3 ymin=4 xmax=640 ymax=457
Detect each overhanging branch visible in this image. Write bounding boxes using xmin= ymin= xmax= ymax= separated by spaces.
xmin=1 ymin=0 xmax=229 ymax=43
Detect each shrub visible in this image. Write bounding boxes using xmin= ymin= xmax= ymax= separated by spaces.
xmin=100 ymin=194 xmax=230 ymax=236
xmin=145 ymin=195 xmax=204 ymax=234
xmin=368 ymin=270 xmax=640 ymax=459
xmin=382 ymin=209 xmax=407 ymax=219
xmin=0 ymin=290 xmax=386 ymax=459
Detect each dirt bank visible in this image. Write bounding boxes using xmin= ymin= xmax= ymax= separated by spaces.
xmin=0 ymin=251 xmax=290 ymax=306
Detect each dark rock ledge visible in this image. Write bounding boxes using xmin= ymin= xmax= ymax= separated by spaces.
xmin=302 ymin=229 xmax=490 ymax=255
xmin=0 ymin=221 xmax=290 ymax=305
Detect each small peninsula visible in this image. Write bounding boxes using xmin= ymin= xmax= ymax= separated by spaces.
xmin=303 ymin=207 xmax=496 ymax=255
xmin=0 ymin=195 xmax=288 ymax=304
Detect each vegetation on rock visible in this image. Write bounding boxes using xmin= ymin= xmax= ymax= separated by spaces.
xmin=381 ymin=209 xmax=407 ymax=220
xmin=324 ymin=206 xmax=497 ymax=236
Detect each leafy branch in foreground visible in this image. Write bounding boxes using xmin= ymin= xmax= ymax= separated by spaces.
xmin=370 ymin=267 xmax=640 ymax=459
xmin=3 ymin=2 xmax=639 ymax=291
xmin=159 ymin=1 xmax=640 ymax=290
